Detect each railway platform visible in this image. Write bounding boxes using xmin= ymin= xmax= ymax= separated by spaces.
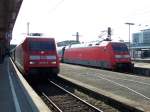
xmin=133 ymin=60 xmax=150 ymax=76
xmin=59 ymin=63 xmax=150 ymax=112
xmin=0 ymin=57 xmax=50 ymax=112
xmin=134 ymin=61 xmax=150 ymax=69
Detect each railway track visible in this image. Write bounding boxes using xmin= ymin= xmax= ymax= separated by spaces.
xmin=36 ymin=80 xmax=103 ymax=112
xmin=32 ymin=76 xmax=145 ymax=112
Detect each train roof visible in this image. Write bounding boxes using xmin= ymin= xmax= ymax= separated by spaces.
xmin=16 ymin=36 xmax=55 ymax=47
xmin=65 ymin=41 xmax=126 ymax=49
xmin=21 ymin=37 xmax=55 ymax=44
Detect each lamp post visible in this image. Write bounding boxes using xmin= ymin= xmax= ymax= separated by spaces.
xmin=27 ymin=22 xmax=30 ymax=35
xmin=125 ymin=22 xmax=134 ymax=55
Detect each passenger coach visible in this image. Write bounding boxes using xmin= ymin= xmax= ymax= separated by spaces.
xmin=12 ymin=36 xmax=59 ymax=78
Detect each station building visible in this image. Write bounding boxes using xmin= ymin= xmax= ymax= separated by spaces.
xmin=131 ymin=29 xmax=150 ymax=58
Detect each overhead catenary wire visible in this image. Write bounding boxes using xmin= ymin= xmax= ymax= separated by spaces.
xmin=48 ymin=0 xmax=65 ymax=13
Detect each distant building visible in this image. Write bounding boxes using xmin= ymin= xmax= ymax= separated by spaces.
xmin=131 ymin=29 xmax=150 ymax=58
xmin=132 ymin=29 xmax=150 ymax=43
xmin=132 ymin=33 xmax=142 ymax=43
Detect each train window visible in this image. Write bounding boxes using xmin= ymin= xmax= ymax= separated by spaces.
xmin=111 ymin=44 xmax=128 ymax=52
xmin=29 ymin=41 xmax=55 ymax=51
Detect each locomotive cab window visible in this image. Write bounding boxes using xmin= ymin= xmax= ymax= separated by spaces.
xmin=29 ymin=41 xmax=55 ymax=51
xmin=111 ymin=44 xmax=128 ymax=52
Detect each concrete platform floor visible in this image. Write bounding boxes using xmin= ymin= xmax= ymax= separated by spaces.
xmin=0 ymin=58 xmax=37 ymax=112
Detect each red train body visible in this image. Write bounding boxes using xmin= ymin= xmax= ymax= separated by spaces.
xmin=12 ymin=37 xmax=59 ymax=78
xmin=59 ymin=41 xmax=133 ymax=71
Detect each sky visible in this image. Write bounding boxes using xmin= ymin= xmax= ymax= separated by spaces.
xmin=11 ymin=0 xmax=150 ymax=44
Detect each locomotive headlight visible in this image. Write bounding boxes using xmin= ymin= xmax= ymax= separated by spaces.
xmin=51 ymin=61 xmax=56 ymax=64
xmin=29 ymin=61 xmax=36 ymax=64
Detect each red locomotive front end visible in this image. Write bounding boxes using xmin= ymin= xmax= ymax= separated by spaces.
xmin=14 ymin=37 xmax=59 ymax=79
xmin=109 ymin=42 xmax=134 ymax=71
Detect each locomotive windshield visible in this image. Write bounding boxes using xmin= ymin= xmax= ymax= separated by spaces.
xmin=111 ymin=43 xmax=128 ymax=52
xmin=29 ymin=41 xmax=55 ymax=51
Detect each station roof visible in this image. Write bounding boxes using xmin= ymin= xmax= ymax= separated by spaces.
xmin=0 ymin=0 xmax=23 ymax=40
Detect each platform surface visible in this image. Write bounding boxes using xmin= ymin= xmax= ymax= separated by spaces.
xmin=0 ymin=58 xmax=37 ymax=112
xmin=134 ymin=61 xmax=150 ymax=69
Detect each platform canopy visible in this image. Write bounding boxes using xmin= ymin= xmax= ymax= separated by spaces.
xmin=0 ymin=0 xmax=23 ymax=41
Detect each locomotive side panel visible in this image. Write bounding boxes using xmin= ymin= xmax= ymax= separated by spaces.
xmin=15 ymin=44 xmax=24 ymax=74
xmin=64 ymin=46 xmax=113 ymax=69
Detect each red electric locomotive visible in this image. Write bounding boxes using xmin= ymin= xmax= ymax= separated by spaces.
xmin=12 ymin=36 xmax=59 ymax=78
xmin=60 ymin=41 xmax=133 ymax=71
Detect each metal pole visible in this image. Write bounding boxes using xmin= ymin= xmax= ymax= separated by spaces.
xmin=76 ymin=32 xmax=79 ymax=42
xmin=27 ymin=22 xmax=30 ymax=35
xmin=72 ymin=32 xmax=80 ymax=42
xmin=128 ymin=25 xmax=130 ymax=51
xmin=125 ymin=22 xmax=134 ymax=55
